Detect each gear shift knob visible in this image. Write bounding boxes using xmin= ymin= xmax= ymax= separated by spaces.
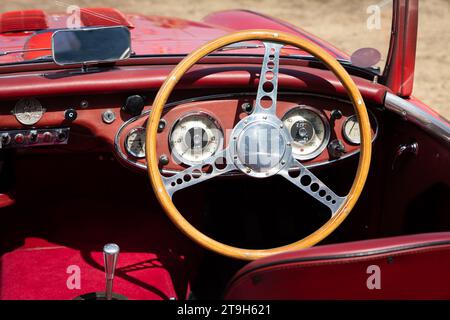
xmin=103 ymin=243 xmax=119 ymax=300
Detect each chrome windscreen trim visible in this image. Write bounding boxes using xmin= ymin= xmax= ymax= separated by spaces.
xmin=384 ymin=92 xmax=450 ymax=146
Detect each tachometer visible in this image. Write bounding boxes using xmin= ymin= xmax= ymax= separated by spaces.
xmin=125 ymin=127 xmax=146 ymax=158
xmin=282 ymin=106 xmax=330 ymax=160
xmin=169 ymin=112 xmax=223 ymax=165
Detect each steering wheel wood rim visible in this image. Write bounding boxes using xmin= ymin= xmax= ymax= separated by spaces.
xmin=145 ymin=30 xmax=372 ymax=261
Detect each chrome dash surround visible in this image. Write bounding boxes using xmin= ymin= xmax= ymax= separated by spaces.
xmin=114 ymin=92 xmax=379 ymax=175
xmin=384 ymin=92 xmax=450 ymax=147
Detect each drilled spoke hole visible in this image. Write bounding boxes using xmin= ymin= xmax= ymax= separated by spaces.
xmin=260 ymin=96 xmax=273 ymax=109
xmin=300 ymin=175 xmax=312 ymax=186
xmin=310 ymin=183 xmax=319 ymax=192
xmin=214 ymin=157 xmax=227 ymax=170
xmin=202 ymin=164 xmax=213 ymax=174
xmin=192 ymin=169 xmax=202 ymax=178
xmin=265 ymin=71 xmax=274 ymax=81
xmin=263 ymin=81 xmax=274 ymax=93
xmin=288 ymin=169 xmax=300 ymax=178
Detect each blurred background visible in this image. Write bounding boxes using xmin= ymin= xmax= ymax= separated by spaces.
xmin=1 ymin=0 xmax=448 ymax=118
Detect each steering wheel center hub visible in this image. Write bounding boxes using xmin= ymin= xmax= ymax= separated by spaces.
xmin=231 ymin=115 xmax=292 ymax=178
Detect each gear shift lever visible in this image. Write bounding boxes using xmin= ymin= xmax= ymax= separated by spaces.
xmin=103 ymin=243 xmax=119 ymax=300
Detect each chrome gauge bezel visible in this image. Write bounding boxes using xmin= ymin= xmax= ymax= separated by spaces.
xmin=169 ymin=111 xmax=224 ymax=166
xmin=124 ymin=127 xmax=146 ymax=159
xmin=281 ymin=105 xmax=330 ymax=161
xmin=342 ymin=114 xmax=360 ymax=145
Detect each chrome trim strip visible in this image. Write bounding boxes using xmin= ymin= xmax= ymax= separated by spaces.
xmin=384 ymin=92 xmax=450 ymax=147
xmin=114 ymin=92 xmax=378 ymax=174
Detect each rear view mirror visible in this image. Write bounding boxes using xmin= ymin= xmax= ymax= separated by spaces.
xmin=52 ymin=26 xmax=131 ymax=66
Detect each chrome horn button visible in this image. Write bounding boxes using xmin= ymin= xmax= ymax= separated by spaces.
xmin=236 ymin=122 xmax=286 ymax=173
xmin=230 ymin=114 xmax=292 ymax=178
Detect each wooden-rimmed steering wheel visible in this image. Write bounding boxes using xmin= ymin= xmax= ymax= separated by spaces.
xmin=145 ymin=30 xmax=372 ymax=261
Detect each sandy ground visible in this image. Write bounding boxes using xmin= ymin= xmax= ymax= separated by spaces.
xmin=1 ymin=0 xmax=449 ymax=118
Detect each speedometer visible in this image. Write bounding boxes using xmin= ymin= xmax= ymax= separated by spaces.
xmin=282 ymin=106 xmax=330 ymax=160
xmin=169 ymin=112 xmax=223 ymax=165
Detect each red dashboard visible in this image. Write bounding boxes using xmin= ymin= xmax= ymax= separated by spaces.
xmin=0 ymin=61 xmax=383 ymax=175
xmin=0 ymin=92 xmax=377 ymax=174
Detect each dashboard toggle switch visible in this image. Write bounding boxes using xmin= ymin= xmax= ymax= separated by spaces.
xmin=29 ymin=130 xmax=38 ymax=143
xmin=328 ymin=139 xmax=346 ymax=159
xmin=42 ymin=131 xmax=53 ymax=143
xmin=1 ymin=133 xmax=11 ymax=147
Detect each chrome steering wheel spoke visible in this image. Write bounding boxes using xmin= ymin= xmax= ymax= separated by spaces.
xmin=162 ymin=148 xmax=235 ymax=197
xmin=278 ymin=157 xmax=346 ymax=215
xmin=253 ymin=41 xmax=283 ymax=115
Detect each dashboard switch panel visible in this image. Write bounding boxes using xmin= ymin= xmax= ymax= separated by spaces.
xmin=0 ymin=128 xmax=70 ymax=149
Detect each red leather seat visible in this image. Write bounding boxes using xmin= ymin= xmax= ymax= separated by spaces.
xmin=224 ymin=233 xmax=450 ymax=300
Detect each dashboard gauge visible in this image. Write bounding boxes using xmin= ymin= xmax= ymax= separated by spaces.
xmin=13 ymin=98 xmax=44 ymax=125
xmin=342 ymin=115 xmax=361 ymax=145
xmin=170 ymin=112 xmax=223 ymax=165
xmin=282 ymin=106 xmax=330 ymax=160
xmin=125 ymin=127 xmax=146 ymax=158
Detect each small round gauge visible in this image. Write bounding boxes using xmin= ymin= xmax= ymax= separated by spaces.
xmin=125 ymin=127 xmax=146 ymax=158
xmin=13 ymin=98 xmax=44 ymax=125
xmin=170 ymin=112 xmax=223 ymax=165
xmin=342 ymin=115 xmax=361 ymax=145
xmin=282 ymin=106 xmax=330 ymax=160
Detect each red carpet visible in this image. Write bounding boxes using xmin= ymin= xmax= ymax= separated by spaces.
xmin=1 ymin=237 xmax=183 ymax=300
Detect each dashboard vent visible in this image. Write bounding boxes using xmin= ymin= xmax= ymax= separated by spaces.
xmin=80 ymin=8 xmax=134 ymax=28
xmin=0 ymin=10 xmax=48 ymax=33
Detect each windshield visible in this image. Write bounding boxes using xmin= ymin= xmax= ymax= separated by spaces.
xmin=0 ymin=0 xmax=392 ymax=72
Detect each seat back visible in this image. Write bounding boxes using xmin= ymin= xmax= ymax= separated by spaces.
xmin=224 ymin=233 xmax=450 ymax=299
